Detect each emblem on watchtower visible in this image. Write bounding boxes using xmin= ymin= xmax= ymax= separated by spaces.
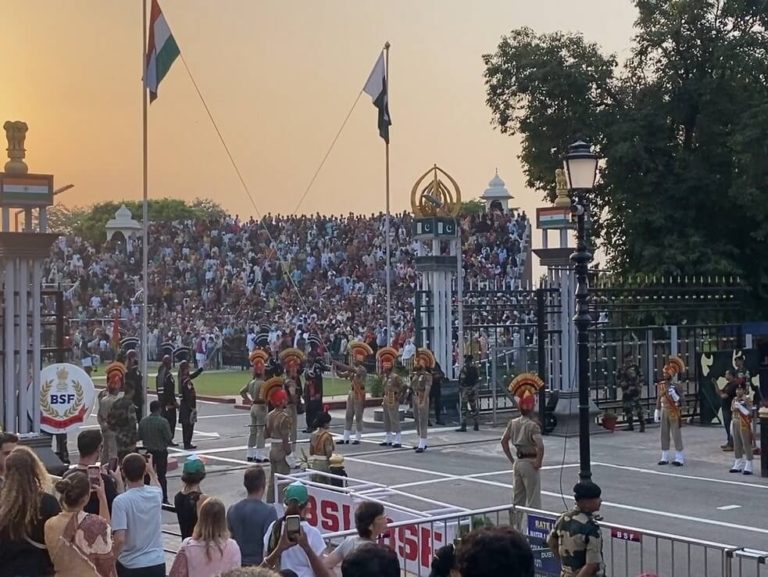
xmin=410 ymin=164 xmax=461 ymax=218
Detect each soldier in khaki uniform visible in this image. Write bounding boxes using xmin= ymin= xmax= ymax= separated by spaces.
xmin=411 ymin=348 xmax=434 ymax=454
xmin=240 ymin=349 xmax=269 ymax=463
xmin=333 ymin=342 xmax=372 ymax=445
xmin=729 ymin=380 xmax=754 ymax=475
xmin=501 ymin=373 xmax=545 ymax=532
xmin=548 ymin=481 xmax=605 ymax=577
xmin=377 ymin=347 xmax=404 ymax=448
xmin=265 ymin=384 xmax=291 ymax=503
xmin=654 ymin=356 xmax=685 ymax=466
xmin=280 ymin=348 xmax=305 ymax=467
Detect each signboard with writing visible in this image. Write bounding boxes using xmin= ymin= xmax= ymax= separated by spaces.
xmin=527 ymin=514 xmax=561 ymax=577
xmin=611 ymin=527 xmax=643 ymax=542
xmin=28 ymin=364 xmax=96 ymax=434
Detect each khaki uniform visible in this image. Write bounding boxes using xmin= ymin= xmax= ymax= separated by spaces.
xmin=504 ymin=415 xmax=543 ymax=530
xmin=343 ymin=365 xmax=367 ymax=442
xmin=382 ymin=372 xmax=404 ymax=442
xmin=549 ymin=506 xmax=605 ymax=577
xmin=285 ymin=377 xmax=300 ymax=451
xmin=411 ymin=370 xmax=432 ymax=450
xmin=657 ymin=381 xmax=683 ymax=463
xmin=266 ymin=407 xmax=292 ymax=503
xmin=309 ymin=429 xmax=335 ymax=483
xmin=240 ymin=377 xmax=267 ymax=461
xmin=97 ymin=390 xmax=119 ymax=464
xmin=731 ymin=396 xmax=753 ymax=463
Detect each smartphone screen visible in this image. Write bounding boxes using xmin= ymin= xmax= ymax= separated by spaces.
xmin=285 ymin=515 xmax=301 ymax=540
xmin=87 ymin=466 xmax=100 ymax=489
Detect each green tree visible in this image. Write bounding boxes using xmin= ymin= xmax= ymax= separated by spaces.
xmin=483 ymin=1 xmax=768 ymax=313
xmin=459 ymin=199 xmax=486 ymax=215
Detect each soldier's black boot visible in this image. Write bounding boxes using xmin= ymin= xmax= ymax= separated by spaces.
xmin=626 ymin=414 xmax=634 ymax=431
xmin=456 ymin=422 xmax=467 ymax=432
xmin=639 ymin=416 xmax=645 ymax=432
xmin=473 ymin=421 xmax=479 ymax=431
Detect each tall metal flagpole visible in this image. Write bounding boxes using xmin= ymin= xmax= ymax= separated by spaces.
xmin=141 ymin=0 xmax=150 ymax=418
xmin=384 ymin=42 xmax=392 ymax=347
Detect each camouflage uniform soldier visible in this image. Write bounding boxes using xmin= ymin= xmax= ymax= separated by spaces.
xmin=548 ymin=482 xmax=605 ymax=577
xmin=616 ymin=352 xmax=645 ymax=432
xmin=108 ymin=370 xmax=139 ymax=461
xmin=457 ymin=354 xmax=480 ymax=432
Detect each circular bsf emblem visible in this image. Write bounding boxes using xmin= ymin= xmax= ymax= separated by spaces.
xmin=32 ymin=364 xmax=96 ymax=434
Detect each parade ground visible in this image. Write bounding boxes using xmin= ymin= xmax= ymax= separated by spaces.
xmin=70 ymin=392 xmax=768 ymax=560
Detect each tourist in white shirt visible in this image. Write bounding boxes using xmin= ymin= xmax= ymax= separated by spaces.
xmin=323 ymin=501 xmax=388 ymax=570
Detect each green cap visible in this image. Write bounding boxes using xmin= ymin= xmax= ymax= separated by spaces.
xmin=283 ymin=481 xmax=309 ymax=505
xmin=183 ymin=455 xmax=205 ymax=476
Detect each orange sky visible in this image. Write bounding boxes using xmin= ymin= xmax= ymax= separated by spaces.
xmin=2 ymin=1 xmax=636 ymax=224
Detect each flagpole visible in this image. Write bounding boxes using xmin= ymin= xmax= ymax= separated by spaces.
xmin=384 ymin=41 xmax=392 ymax=348
xmin=141 ymin=0 xmax=150 ymax=420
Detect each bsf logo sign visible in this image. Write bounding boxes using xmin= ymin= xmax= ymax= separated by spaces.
xmin=36 ymin=364 xmax=95 ymax=434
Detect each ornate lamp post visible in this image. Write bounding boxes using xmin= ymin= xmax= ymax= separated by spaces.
xmin=564 ymin=140 xmax=599 ymax=482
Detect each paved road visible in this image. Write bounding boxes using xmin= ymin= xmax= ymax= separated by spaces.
xmin=64 ymin=398 xmax=768 ymax=575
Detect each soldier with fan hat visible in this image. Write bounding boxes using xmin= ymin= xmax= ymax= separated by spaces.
xmin=240 ymin=349 xmax=269 ymax=463
xmin=303 ymin=334 xmax=326 ymax=433
xmin=377 ymin=346 xmax=405 ymax=448
xmin=501 ymin=373 xmax=545 ymax=532
xmin=333 ymin=342 xmax=372 ymax=444
xmin=654 ymin=356 xmax=686 ymax=466
xmin=264 ymin=380 xmax=292 ymax=503
xmin=280 ymin=348 xmax=305 ymax=468
xmin=411 ymin=348 xmax=434 ymax=454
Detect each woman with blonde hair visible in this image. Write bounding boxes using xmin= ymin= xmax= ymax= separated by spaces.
xmin=169 ymin=497 xmax=241 ymax=577
xmin=44 ymin=472 xmax=116 ymax=577
xmin=0 ymin=445 xmax=62 ymax=577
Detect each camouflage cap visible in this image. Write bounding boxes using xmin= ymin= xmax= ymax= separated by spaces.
xmin=573 ymin=481 xmax=602 ymax=500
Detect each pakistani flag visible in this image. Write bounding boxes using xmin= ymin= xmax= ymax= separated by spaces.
xmin=145 ymin=0 xmax=180 ymax=103
xmin=363 ymin=52 xmax=391 ymax=143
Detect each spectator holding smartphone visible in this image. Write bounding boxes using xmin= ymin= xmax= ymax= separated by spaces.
xmin=63 ymin=430 xmax=122 ymax=515
xmin=111 ymin=453 xmax=165 ymax=577
xmin=261 ymin=483 xmax=327 ymax=577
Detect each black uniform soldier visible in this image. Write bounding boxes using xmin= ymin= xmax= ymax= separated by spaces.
xmin=616 ymin=351 xmax=644 ymax=432
xmin=548 ymin=481 xmax=605 ymax=577
xmin=125 ymin=349 xmax=144 ymax=422
xmin=158 ymin=355 xmax=179 ymax=446
xmin=457 ymin=354 xmax=480 ymax=432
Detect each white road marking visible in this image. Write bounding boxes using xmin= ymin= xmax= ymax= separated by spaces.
xmin=593 ymin=461 xmax=768 ymax=490
xmin=388 ymin=464 xmax=579 ymax=490
xmin=195 ymin=413 xmax=247 ymax=420
xmin=717 ymin=505 xmax=742 ymax=511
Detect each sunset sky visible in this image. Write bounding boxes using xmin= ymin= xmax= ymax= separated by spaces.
xmin=2 ymin=1 xmax=636 ymax=224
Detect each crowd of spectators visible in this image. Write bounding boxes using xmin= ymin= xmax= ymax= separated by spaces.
xmin=43 ymin=210 xmax=531 ymax=365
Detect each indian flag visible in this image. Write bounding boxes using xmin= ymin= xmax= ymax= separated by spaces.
xmin=145 ymin=0 xmax=180 ymax=103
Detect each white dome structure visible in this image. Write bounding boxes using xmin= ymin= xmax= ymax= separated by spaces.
xmin=105 ymin=204 xmax=142 ymax=241
xmin=480 ymin=170 xmax=514 ymax=212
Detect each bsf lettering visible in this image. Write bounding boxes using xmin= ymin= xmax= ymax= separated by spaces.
xmin=51 ymin=394 xmax=76 ymax=404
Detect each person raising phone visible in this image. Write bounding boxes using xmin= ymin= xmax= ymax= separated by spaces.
xmin=261 ymin=483 xmax=329 ymax=577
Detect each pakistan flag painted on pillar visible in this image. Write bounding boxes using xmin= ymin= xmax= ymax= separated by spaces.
xmin=145 ymin=0 xmax=180 ymax=103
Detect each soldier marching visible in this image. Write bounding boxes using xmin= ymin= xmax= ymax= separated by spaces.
xmin=616 ymin=351 xmax=644 ymax=432
xmin=264 ymin=381 xmax=291 ymax=503
xmin=333 ymin=342 xmax=372 ymax=445
xmin=410 ymin=348 xmax=434 ymax=454
xmin=655 ymin=356 xmax=686 ymax=466
xmin=240 ymin=349 xmax=269 ymax=463
xmin=377 ymin=346 xmax=404 ymax=448
xmin=457 ymin=354 xmax=480 ymax=432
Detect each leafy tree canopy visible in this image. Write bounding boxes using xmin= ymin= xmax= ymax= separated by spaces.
xmin=459 ymin=199 xmax=487 ymax=215
xmin=483 ymin=0 xmax=768 ymax=313
xmin=48 ymin=197 xmax=227 ymax=246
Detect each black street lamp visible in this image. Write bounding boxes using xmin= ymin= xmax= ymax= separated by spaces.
xmin=564 ymin=140 xmax=599 ymax=482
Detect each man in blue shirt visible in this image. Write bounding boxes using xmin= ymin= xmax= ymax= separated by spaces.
xmin=111 ymin=452 xmax=166 ymax=577
xmin=227 ymin=466 xmax=277 ymax=566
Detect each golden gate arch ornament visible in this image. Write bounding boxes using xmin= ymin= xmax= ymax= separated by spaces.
xmin=410 ymin=164 xmax=462 ymax=218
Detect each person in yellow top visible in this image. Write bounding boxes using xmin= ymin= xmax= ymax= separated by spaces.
xmin=239 ymin=349 xmax=269 ymax=463
xmin=729 ymin=380 xmax=754 ymax=475
xmin=655 ymin=356 xmax=685 ymax=466
xmin=309 ymin=411 xmax=335 ymax=483
xmin=411 ymin=349 xmax=434 ymax=454
xmin=333 ymin=342 xmax=372 ymax=445
xmin=501 ymin=373 xmax=545 ymax=532
xmin=265 ymin=384 xmax=292 ymax=503
xmin=377 ymin=347 xmax=404 ymax=448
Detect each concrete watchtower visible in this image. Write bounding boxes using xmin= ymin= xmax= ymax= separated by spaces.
xmin=412 ymin=165 xmax=463 ymax=378
xmin=0 ymin=122 xmax=59 ymax=434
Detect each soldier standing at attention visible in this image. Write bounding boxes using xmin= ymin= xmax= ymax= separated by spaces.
xmin=279 ymin=348 xmax=305 ymax=466
xmin=616 ymin=351 xmax=645 ymax=432
xmin=158 ymin=355 xmax=179 ymax=446
xmin=655 ymin=356 xmax=685 ymax=466
xmin=264 ymin=384 xmax=291 ymax=503
xmin=333 ymin=342 xmax=372 ymax=445
xmin=729 ymin=380 xmax=754 ymax=475
xmin=411 ymin=348 xmax=434 ymax=454
xmin=125 ymin=349 xmax=144 ymax=422
xmin=501 ymin=373 xmax=545 ymax=532
xmin=377 ymin=347 xmax=404 ymax=448
xmin=457 ymin=354 xmax=480 ymax=432
xmin=240 ymin=349 xmax=268 ymax=463
xmin=547 ymin=481 xmax=605 ymax=577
